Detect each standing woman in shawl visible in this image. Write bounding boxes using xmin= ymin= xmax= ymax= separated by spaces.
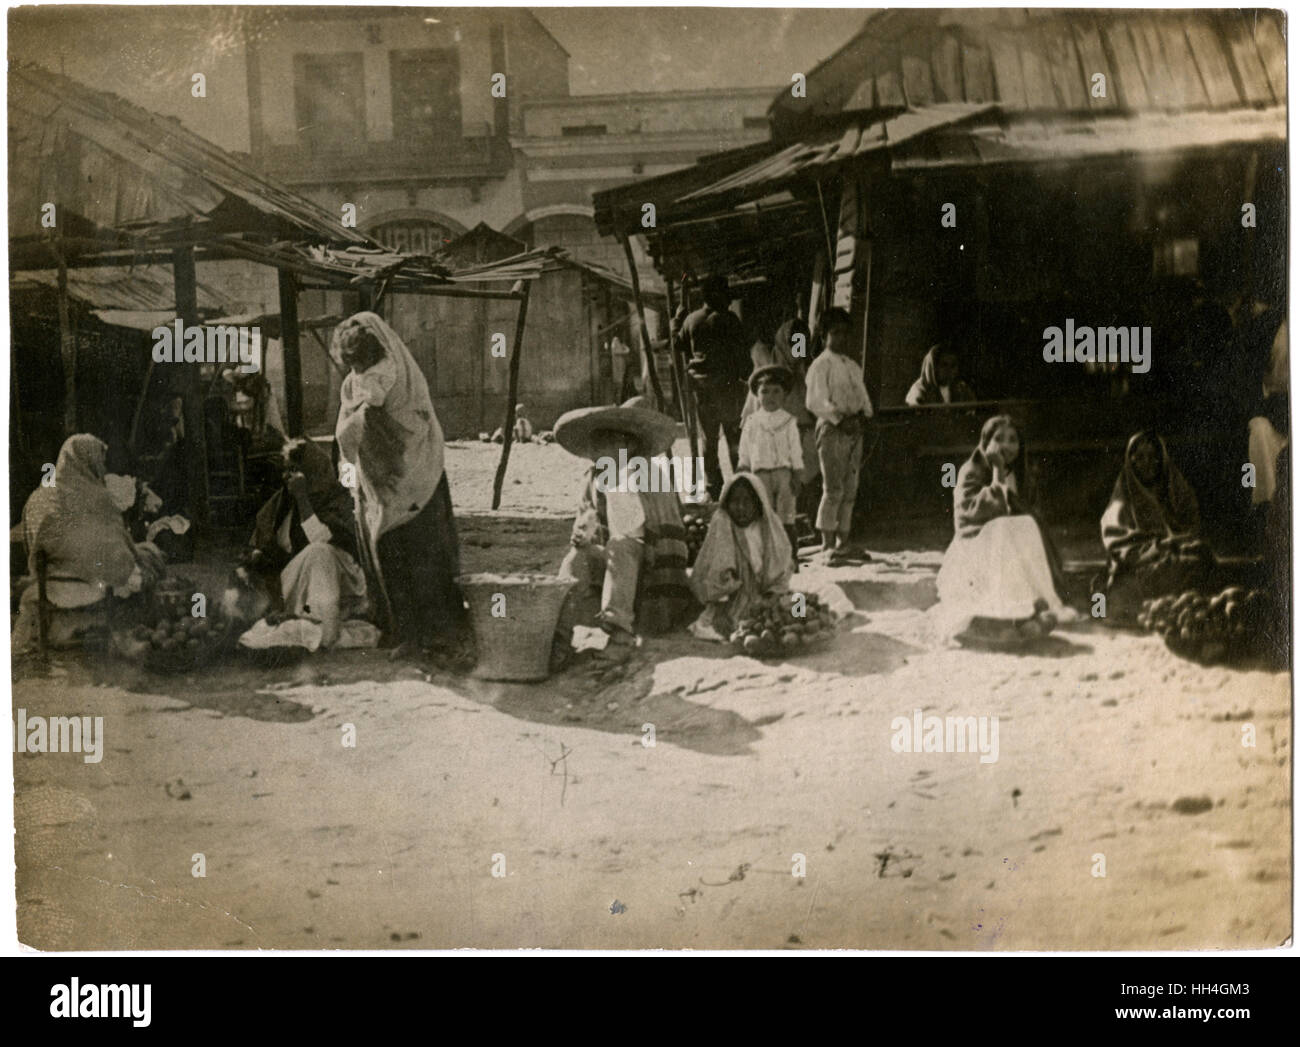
xmin=12 ymin=434 xmax=164 ymax=652
xmin=331 ymin=312 xmax=469 ymax=662
xmin=932 ymin=414 xmax=1074 ymax=644
xmin=689 ymin=472 xmax=792 ymax=641
xmin=1100 ymin=431 xmax=1213 ymax=615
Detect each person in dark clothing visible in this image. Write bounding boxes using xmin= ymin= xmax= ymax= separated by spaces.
xmin=244 ymin=437 xmax=368 ymax=648
xmin=678 ymin=275 xmax=750 ymax=501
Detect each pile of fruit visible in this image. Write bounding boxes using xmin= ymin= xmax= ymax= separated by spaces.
xmin=1138 ymin=586 xmax=1274 ymax=664
xmin=682 ymin=504 xmax=714 ymax=566
xmin=121 ymin=578 xmax=232 ymax=672
xmin=730 ymin=591 xmax=836 ymax=658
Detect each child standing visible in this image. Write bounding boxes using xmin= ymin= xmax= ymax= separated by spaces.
xmin=804 ymin=308 xmax=873 ymax=561
xmin=738 ymin=364 xmax=803 ymax=564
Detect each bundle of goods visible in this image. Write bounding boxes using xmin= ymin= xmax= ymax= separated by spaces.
xmin=118 ymin=576 xmax=235 ymax=673
xmin=681 ymin=503 xmax=714 ymax=566
xmin=1138 ymin=586 xmax=1275 ymax=664
xmin=729 ymin=590 xmax=837 ymax=658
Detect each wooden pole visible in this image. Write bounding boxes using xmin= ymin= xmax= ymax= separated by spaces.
xmin=666 ymin=279 xmax=699 ymax=466
xmin=279 ymin=268 xmax=305 ymax=436
xmin=172 ymin=245 xmax=210 ymax=532
xmin=490 ymin=280 xmax=532 ymax=511
xmin=619 ymin=234 xmax=667 ymax=410
xmin=51 ymin=235 xmax=77 ymax=435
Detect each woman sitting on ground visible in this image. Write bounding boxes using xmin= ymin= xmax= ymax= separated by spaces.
xmin=933 ymin=414 xmax=1074 ymax=644
xmin=1100 ymin=431 xmax=1213 ymax=616
xmin=12 ymin=434 xmax=165 ymax=652
xmin=242 ymin=438 xmax=367 ymax=648
xmin=689 ymin=472 xmax=793 ymax=642
xmin=553 ymin=398 xmax=693 ymax=648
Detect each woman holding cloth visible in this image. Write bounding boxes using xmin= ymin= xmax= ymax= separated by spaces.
xmin=331 ymin=312 xmax=469 ymax=662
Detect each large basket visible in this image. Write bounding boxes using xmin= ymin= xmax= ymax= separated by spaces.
xmin=458 ymin=574 xmax=575 ymax=681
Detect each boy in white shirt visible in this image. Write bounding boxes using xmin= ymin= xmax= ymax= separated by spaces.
xmin=738 ymin=365 xmax=802 ymax=562
xmin=805 ymin=308 xmax=873 ymax=561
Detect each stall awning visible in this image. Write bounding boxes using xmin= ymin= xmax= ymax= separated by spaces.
xmin=893 ymin=104 xmax=1287 ymax=170
xmin=677 ymin=103 xmax=996 ymax=211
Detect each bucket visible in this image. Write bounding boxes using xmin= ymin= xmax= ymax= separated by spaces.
xmin=458 ymin=573 xmax=575 ymax=681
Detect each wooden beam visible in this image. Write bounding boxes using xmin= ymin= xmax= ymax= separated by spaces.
xmin=172 ymin=245 xmax=210 ymax=532
xmin=278 ymin=268 xmax=304 ymax=436
xmin=666 ymin=279 xmax=699 ymax=467
xmin=620 ymin=234 xmax=667 ymax=410
xmin=490 ymin=281 xmax=532 ymax=511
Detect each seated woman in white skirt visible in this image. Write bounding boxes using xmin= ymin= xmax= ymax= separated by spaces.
xmin=933 ymin=414 xmax=1075 ymax=645
xmin=242 ymin=438 xmax=367 ymax=648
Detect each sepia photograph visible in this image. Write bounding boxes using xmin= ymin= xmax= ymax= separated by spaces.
xmin=5 ymin=5 xmax=1292 ymax=954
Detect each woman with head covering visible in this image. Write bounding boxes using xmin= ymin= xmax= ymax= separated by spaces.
xmin=330 ymin=311 xmax=468 ymax=662
xmin=12 ymin=434 xmax=163 ymax=652
xmin=242 ymin=437 xmax=367 ymax=648
xmin=553 ymin=397 xmax=693 ymax=647
xmin=688 ymin=472 xmax=793 ymax=641
xmin=905 ymin=344 xmax=977 ymax=406
xmin=932 ymin=414 xmax=1074 ymax=644
xmin=1100 ymin=431 xmax=1213 ymax=614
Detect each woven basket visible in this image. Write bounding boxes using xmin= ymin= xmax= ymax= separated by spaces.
xmin=458 ymin=574 xmax=575 ymax=681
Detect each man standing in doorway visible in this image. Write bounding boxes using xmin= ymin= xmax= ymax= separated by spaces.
xmin=679 ymin=275 xmax=749 ymax=501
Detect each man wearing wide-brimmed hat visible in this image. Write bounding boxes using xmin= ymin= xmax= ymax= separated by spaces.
xmin=552 ymin=398 xmax=692 ymax=646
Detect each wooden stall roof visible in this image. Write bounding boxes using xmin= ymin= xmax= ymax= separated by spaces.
xmin=9 ymin=61 xmax=376 ymax=261
xmin=768 ymin=9 xmax=1287 ymax=138
xmin=11 ymin=265 xmax=232 ymax=317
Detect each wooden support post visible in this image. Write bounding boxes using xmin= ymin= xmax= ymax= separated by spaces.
xmin=666 ymin=279 xmax=699 ymax=466
xmin=172 ymin=246 xmax=210 ymax=532
xmin=491 ymin=281 xmax=532 ymax=511
xmin=51 ymin=234 xmax=76 ymax=435
xmin=279 ymin=269 xmax=305 ymax=436
xmin=620 ymin=234 xmax=667 ymax=411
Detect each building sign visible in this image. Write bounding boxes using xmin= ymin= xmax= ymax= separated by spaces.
xmin=369 ymin=219 xmax=457 ymax=256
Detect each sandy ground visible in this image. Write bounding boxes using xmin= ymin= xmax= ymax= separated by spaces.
xmin=11 ymin=441 xmax=1292 ymax=950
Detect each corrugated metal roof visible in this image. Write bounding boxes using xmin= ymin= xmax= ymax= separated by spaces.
xmin=8 ymin=62 xmax=375 ymax=248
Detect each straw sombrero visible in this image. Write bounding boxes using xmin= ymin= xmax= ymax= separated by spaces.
xmin=554 ymin=397 xmax=678 ymax=459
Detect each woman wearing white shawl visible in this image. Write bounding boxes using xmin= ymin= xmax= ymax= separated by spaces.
xmin=331 ymin=312 xmax=468 ymax=660
xmin=689 ymin=472 xmax=793 ymax=641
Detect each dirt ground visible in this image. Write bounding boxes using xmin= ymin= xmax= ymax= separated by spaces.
xmin=11 ymin=440 xmax=1292 ymax=950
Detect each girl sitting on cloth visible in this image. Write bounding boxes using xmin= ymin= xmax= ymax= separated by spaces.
xmin=12 ymin=434 xmax=165 ymax=653
xmin=1100 ymin=431 xmax=1213 ymax=616
xmin=331 ymin=311 xmax=469 ymax=663
xmin=553 ymin=398 xmax=693 ymax=647
xmin=242 ymin=438 xmax=368 ymax=649
xmin=689 ymin=472 xmax=793 ymax=642
xmin=933 ymin=414 xmax=1074 ymax=645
